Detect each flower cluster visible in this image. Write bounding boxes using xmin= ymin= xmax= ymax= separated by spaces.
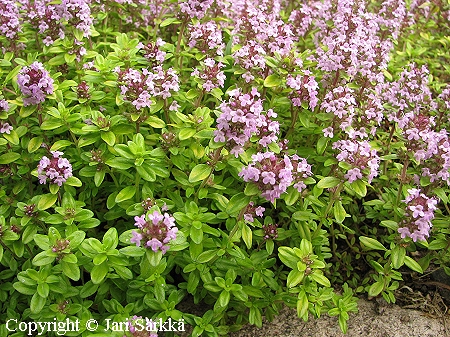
xmin=116 ymin=66 xmax=179 ymax=110
xmin=23 ymin=0 xmax=66 ymax=46
xmin=381 ymin=64 xmax=436 ymax=128
xmin=0 ymin=99 xmax=12 ymax=134
xmin=214 ymin=88 xmax=279 ymax=157
xmin=37 ymin=151 xmax=73 ymax=186
xmin=320 ymin=86 xmax=356 ymax=137
xmin=239 ymin=151 xmax=312 ymax=203
xmin=131 ymin=210 xmax=178 ymax=254
xmin=0 ymin=0 xmax=21 ymax=51
xmin=139 ymin=38 xmax=166 ymax=67
xmin=17 ymin=62 xmax=54 ymax=106
xmin=286 ymin=72 xmax=319 ymax=110
xmin=398 ymin=188 xmax=438 ymax=242
xmin=288 ymin=6 xmax=313 ymax=38
xmin=188 ymin=21 xmax=225 ymax=57
xmin=61 ymin=0 xmax=93 ymax=38
xmin=179 ymin=0 xmax=214 ymax=19
xmin=243 ymin=202 xmax=265 ymax=223
xmin=191 ymin=58 xmax=226 ymax=92
xmin=262 ymin=223 xmax=278 ymax=240
xmin=332 ymin=140 xmax=379 ymax=183
xmin=77 ymin=81 xmax=91 ymax=100
xmin=52 ymin=238 xmax=70 ymax=260
xmin=314 ymin=0 xmax=392 ymax=82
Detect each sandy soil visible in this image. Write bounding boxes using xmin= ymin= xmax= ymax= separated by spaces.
xmin=229 ymin=297 xmax=449 ymax=337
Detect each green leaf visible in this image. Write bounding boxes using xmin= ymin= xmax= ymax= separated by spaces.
xmin=80 ymin=280 xmax=98 ymax=298
xmin=37 ymin=283 xmax=49 ymax=298
xmin=65 ymin=176 xmax=82 ymax=187
xmin=380 ymin=220 xmax=398 ymax=231
xmin=119 ymin=246 xmax=145 ymax=257
xmin=4 ymin=130 xmax=19 ymax=145
xmin=333 ymin=201 xmax=347 ymax=224
xmin=297 ymin=290 xmax=308 ymax=319
xmin=50 ymin=140 xmax=72 ymax=151
xmin=242 ymin=223 xmax=252 ymax=249
xmin=38 ymin=194 xmax=57 ymax=210
xmin=136 ymin=164 xmax=156 ymax=182
xmin=217 ymin=290 xmax=230 ymax=307
xmin=160 ymin=17 xmax=181 ymax=27
xmin=13 ymin=282 xmax=36 ymax=295
xmin=287 ymin=269 xmax=304 ymax=288
xmin=359 ymin=236 xmax=387 ymax=251
xmin=190 ymin=226 xmax=203 ymax=244
xmin=227 ymin=196 xmax=251 ymax=220
xmin=309 ymin=271 xmax=331 ymax=287
xmin=91 ymin=261 xmax=109 ymax=284
xmin=32 ymin=251 xmax=56 ymax=266
xmin=105 ymin=158 xmax=132 ymax=170
xmin=30 ymin=293 xmax=46 ymax=314
xmin=28 ymin=137 xmax=43 ymax=153
xmin=249 ymin=306 xmax=262 ymax=327
xmin=179 ymin=128 xmax=196 ymax=140
xmin=40 ymin=119 xmax=64 ymax=130
xmin=115 ymin=186 xmax=136 ymax=203
xmin=278 ymin=247 xmax=298 ymax=269
xmin=94 ymin=170 xmax=105 ymax=187
xmin=350 ymin=180 xmax=367 ymax=197
xmin=49 ymin=183 xmax=59 ymax=194
xmin=103 ymin=227 xmax=118 ymax=250
xmin=404 ymin=256 xmax=423 ymax=273
xmin=244 ymin=183 xmax=260 ymax=196
xmin=368 ymin=280 xmax=384 ymax=297
xmin=317 ymin=176 xmax=341 ymax=189
xmin=0 ymin=152 xmax=20 ymax=164
xmin=189 ymin=164 xmax=212 ymax=183
xmin=101 ymin=131 xmax=115 ymax=146
xmin=284 ymin=186 xmax=300 ymax=206
xmin=146 ymin=116 xmax=165 ymax=128
xmin=316 ymin=136 xmax=329 ymax=155
xmin=263 ymin=74 xmax=282 ymax=87
xmin=391 ymin=245 xmax=406 ymax=269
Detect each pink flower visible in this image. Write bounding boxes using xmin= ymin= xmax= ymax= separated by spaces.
xmin=130 ymin=210 xmax=178 ymax=254
xmin=37 ymin=151 xmax=72 ymax=186
xmin=17 ymin=62 xmax=54 ymax=106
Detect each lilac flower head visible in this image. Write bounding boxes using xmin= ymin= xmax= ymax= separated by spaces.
xmin=131 ymin=210 xmax=178 ymax=254
xmin=17 ymin=62 xmax=54 ymax=106
xmin=117 ymin=66 xmax=179 ymax=110
xmin=188 ymin=21 xmax=225 ymax=56
xmin=23 ymin=0 xmax=65 ymax=47
xmin=214 ymin=88 xmax=279 ymax=156
xmin=287 ymin=74 xmax=319 ymax=110
xmin=0 ymin=0 xmax=22 ymax=50
xmin=61 ymin=0 xmax=93 ymax=38
xmin=398 ymin=188 xmax=438 ymax=242
xmin=140 ymin=38 xmax=167 ymax=66
xmin=243 ymin=201 xmax=265 ymax=223
xmin=37 ymin=151 xmax=73 ymax=186
xmin=179 ymin=0 xmax=214 ymax=19
xmin=191 ymin=58 xmax=226 ymax=92
xmin=333 ymin=139 xmax=379 ymax=183
xmin=263 ymin=223 xmax=278 ymax=240
xmin=239 ymin=151 xmax=312 ymax=203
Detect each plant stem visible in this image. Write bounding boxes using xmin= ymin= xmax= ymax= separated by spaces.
xmin=135 ymin=172 xmax=141 ymax=202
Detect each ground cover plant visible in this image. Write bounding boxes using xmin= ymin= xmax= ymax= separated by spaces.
xmin=0 ymin=0 xmax=450 ymax=336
